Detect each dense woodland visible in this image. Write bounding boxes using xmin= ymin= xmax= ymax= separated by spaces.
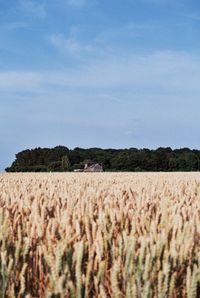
xmin=5 ymin=146 xmax=200 ymax=172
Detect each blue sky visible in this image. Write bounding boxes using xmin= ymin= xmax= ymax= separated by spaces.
xmin=1 ymin=0 xmax=200 ymax=170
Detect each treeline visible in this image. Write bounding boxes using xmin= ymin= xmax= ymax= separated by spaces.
xmin=5 ymin=146 xmax=200 ymax=172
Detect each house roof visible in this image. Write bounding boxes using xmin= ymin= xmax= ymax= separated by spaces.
xmin=74 ymin=163 xmax=103 ymax=172
xmin=84 ymin=163 xmax=103 ymax=171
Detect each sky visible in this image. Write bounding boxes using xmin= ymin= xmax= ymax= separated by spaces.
xmin=1 ymin=0 xmax=200 ymax=170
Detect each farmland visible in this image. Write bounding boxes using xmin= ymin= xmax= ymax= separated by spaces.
xmin=0 ymin=173 xmax=200 ymax=297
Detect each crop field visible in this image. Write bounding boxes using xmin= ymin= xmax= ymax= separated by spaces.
xmin=0 ymin=173 xmax=200 ymax=297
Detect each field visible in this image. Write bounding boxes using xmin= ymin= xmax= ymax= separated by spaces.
xmin=0 ymin=173 xmax=200 ymax=297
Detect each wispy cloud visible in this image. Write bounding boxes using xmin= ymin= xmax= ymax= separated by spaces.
xmin=95 ymin=22 xmax=155 ymax=46
xmin=46 ymin=51 xmax=199 ymax=92
xmin=65 ymin=0 xmax=88 ymax=8
xmin=49 ymin=33 xmax=94 ymax=56
xmin=124 ymin=130 xmax=134 ymax=136
xmin=182 ymin=12 xmax=200 ymax=21
xmin=0 ymin=72 xmax=41 ymax=91
xmin=4 ymin=22 xmax=28 ymax=31
xmin=19 ymin=0 xmax=47 ymax=18
xmin=48 ymin=20 xmax=184 ymax=62
xmin=141 ymin=0 xmax=174 ymax=4
xmin=1 ymin=50 xmax=200 ymax=93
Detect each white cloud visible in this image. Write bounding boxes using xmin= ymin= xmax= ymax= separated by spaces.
xmin=45 ymin=51 xmax=199 ymax=93
xmin=48 ymin=25 xmax=112 ymax=58
xmin=48 ymin=21 xmax=183 ymax=61
xmin=19 ymin=0 xmax=47 ymax=18
xmin=1 ymin=51 xmax=200 ymax=95
xmin=49 ymin=33 xmax=94 ymax=56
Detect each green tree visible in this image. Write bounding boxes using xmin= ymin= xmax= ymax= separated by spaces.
xmin=61 ymin=155 xmax=70 ymax=171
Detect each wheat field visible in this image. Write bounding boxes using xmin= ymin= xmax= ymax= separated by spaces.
xmin=0 ymin=172 xmax=200 ymax=297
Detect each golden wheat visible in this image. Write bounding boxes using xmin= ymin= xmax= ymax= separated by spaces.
xmin=0 ymin=172 xmax=200 ymax=297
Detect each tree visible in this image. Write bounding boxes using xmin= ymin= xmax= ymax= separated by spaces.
xmin=5 ymin=146 xmax=200 ymax=172
xmin=61 ymin=155 xmax=70 ymax=171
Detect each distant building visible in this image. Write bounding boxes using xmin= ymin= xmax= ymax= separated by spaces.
xmin=74 ymin=163 xmax=103 ymax=172
xmin=84 ymin=163 xmax=103 ymax=172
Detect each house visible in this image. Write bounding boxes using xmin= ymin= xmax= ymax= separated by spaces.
xmin=84 ymin=163 xmax=103 ymax=172
xmin=74 ymin=163 xmax=103 ymax=172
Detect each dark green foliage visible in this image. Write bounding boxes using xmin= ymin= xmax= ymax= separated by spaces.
xmin=61 ymin=155 xmax=70 ymax=171
xmin=48 ymin=161 xmax=62 ymax=172
xmin=5 ymin=146 xmax=200 ymax=172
